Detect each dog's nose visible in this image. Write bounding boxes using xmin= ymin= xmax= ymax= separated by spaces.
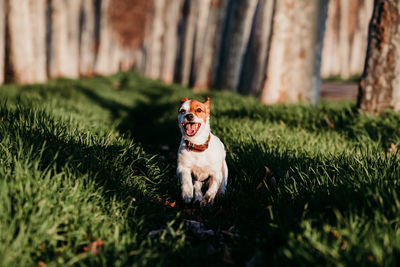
xmin=185 ymin=113 xmax=194 ymax=121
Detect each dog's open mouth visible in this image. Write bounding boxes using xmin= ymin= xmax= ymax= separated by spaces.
xmin=182 ymin=122 xmax=201 ymax=136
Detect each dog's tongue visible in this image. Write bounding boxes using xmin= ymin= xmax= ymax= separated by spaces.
xmin=185 ymin=123 xmax=199 ymax=136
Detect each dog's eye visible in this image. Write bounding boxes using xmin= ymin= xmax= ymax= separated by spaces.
xmin=196 ymin=108 xmax=202 ymax=113
xmin=179 ymin=109 xmax=186 ymax=114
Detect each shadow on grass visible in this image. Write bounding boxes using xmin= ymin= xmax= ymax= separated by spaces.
xmin=1 ymin=104 xmax=180 ymax=232
xmin=9 ymin=79 xmax=400 ymax=264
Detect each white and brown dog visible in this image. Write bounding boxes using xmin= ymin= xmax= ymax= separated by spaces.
xmin=177 ymin=97 xmax=228 ymax=205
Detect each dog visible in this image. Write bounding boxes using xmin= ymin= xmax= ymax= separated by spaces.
xmin=177 ymin=96 xmax=228 ymax=205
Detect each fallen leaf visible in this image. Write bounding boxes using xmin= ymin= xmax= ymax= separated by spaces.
xmin=256 ymin=182 xmax=263 ymax=190
xmin=388 ymin=143 xmax=397 ymax=153
xmin=83 ymin=238 xmax=104 ymax=256
xmin=324 ymin=115 xmax=335 ymax=128
xmin=330 ymin=230 xmax=340 ymax=239
xmin=340 ymin=241 xmax=347 ymax=250
xmin=164 ymin=200 xmax=176 ymax=208
xmin=223 ymin=247 xmax=235 ymax=264
xmin=257 ymin=166 xmax=277 ymax=190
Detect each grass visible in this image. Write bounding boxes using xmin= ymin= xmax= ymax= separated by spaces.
xmin=322 ymin=74 xmax=361 ymax=83
xmin=0 ymin=72 xmax=400 ymax=266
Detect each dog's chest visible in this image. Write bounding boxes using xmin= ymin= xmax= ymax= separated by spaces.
xmin=180 ymin=151 xmax=215 ymax=181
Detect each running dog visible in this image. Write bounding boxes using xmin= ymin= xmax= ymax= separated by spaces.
xmin=176 ymin=97 xmax=228 ymax=205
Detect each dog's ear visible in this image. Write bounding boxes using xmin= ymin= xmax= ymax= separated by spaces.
xmin=203 ymin=96 xmax=210 ymax=108
xmin=180 ymin=97 xmax=188 ymax=104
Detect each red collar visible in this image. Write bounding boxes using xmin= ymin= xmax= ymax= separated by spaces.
xmin=185 ymin=134 xmax=211 ymax=152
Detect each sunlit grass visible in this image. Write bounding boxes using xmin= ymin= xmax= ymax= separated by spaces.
xmin=1 ymin=72 xmax=400 ymax=266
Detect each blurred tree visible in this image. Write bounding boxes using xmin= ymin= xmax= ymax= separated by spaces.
xmin=192 ymin=0 xmax=229 ymax=91
xmin=143 ymin=0 xmax=165 ymax=79
xmin=160 ymin=0 xmax=183 ymax=83
xmin=216 ymin=0 xmax=258 ymax=91
xmin=8 ymin=0 xmax=46 ymax=83
xmin=49 ymin=0 xmax=80 ymax=78
xmin=260 ymin=0 xmax=329 ymax=105
xmin=358 ymin=0 xmax=400 ymax=112
xmin=79 ymin=0 xmax=96 ymax=76
xmin=239 ymin=0 xmax=275 ymax=95
xmin=178 ymin=0 xmax=198 ymax=86
xmin=321 ymin=0 xmax=373 ymax=79
xmin=0 ymin=0 xmax=4 ymax=84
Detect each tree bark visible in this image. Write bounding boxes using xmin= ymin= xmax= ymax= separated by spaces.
xmin=349 ymin=0 xmax=374 ymax=75
xmin=260 ymin=0 xmax=328 ymax=105
xmin=358 ymin=0 xmax=400 ymax=112
xmin=8 ymin=0 xmax=38 ymax=83
xmin=94 ymin=0 xmax=121 ymax=75
xmin=30 ymin=0 xmax=47 ymax=82
xmin=0 ymin=0 xmax=5 ymax=84
xmin=239 ymin=0 xmax=275 ymax=95
xmin=217 ymin=0 xmax=258 ymax=91
xmin=160 ymin=0 xmax=183 ymax=83
xmin=143 ymin=0 xmax=165 ymax=79
xmin=321 ymin=0 xmax=373 ymax=78
xmin=178 ymin=0 xmax=199 ymax=86
xmin=49 ymin=0 xmax=81 ymax=78
xmin=192 ymin=0 xmax=229 ymax=91
xmin=79 ymin=0 xmax=96 ymax=76
xmin=190 ymin=0 xmax=211 ymax=85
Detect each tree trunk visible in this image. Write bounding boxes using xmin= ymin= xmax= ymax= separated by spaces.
xmin=30 ymin=0 xmax=47 ymax=82
xmin=192 ymin=0 xmax=229 ymax=91
xmin=49 ymin=0 xmax=81 ymax=78
xmin=260 ymin=0 xmax=328 ymax=105
xmin=94 ymin=0 xmax=120 ymax=75
xmin=0 ymin=0 xmax=5 ymax=84
xmin=160 ymin=0 xmax=183 ymax=83
xmin=349 ymin=0 xmax=374 ymax=75
xmin=79 ymin=0 xmax=96 ymax=76
xmin=178 ymin=0 xmax=199 ymax=86
xmin=239 ymin=0 xmax=275 ymax=95
xmin=321 ymin=0 xmax=373 ymax=78
xmin=217 ymin=0 xmax=258 ymax=91
xmin=8 ymin=0 xmax=36 ymax=83
xmin=321 ymin=0 xmax=340 ymax=77
xmin=190 ymin=0 xmax=211 ymax=85
xmin=143 ymin=0 xmax=165 ymax=80
xmin=358 ymin=0 xmax=400 ymax=112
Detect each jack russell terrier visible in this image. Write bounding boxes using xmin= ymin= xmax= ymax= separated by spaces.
xmin=177 ymin=97 xmax=228 ymax=205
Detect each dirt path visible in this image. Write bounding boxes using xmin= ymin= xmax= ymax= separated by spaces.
xmin=321 ymin=83 xmax=358 ymax=100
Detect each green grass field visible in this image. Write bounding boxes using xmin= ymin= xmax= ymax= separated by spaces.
xmin=1 ymin=72 xmax=400 ymax=266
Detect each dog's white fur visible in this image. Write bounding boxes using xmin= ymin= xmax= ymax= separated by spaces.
xmin=177 ymin=98 xmax=228 ymax=205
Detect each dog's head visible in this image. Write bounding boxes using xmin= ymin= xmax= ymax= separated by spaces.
xmin=178 ymin=97 xmax=210 ymax=139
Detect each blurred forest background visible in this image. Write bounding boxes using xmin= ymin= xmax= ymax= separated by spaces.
xmin=0 ymin=0 xmax=398 ymax=111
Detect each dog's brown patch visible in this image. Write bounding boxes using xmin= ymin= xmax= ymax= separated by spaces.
xmin=189 ymin=97 xmax=210 ymax=123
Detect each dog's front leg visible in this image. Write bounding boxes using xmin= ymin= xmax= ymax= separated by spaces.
xmin=193 ymin=180 xmax=203 ymax=202
xmin=202 ymin=174 xmax=221 ymax=205
xmin=178 ymin=169 xmax=193 ymax=203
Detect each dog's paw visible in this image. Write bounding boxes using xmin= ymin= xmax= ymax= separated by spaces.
xmin=182 ymin=191 xmax=193 ymax=203
xmin=181 ymin=184 xmax=193 ymax=203
xmin=194 ymin=192 xmax=203 ymax=202
xmin=201 ymin=192 xmax=215 ymax=206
